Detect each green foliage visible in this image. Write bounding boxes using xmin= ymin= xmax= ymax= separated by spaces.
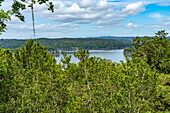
xmin=1 ymin=39 xmax=62 ymax=112
xmin=0 ymin=31 xmax=169 ymax=112
xmin=157 ymin=73 xmax=170 ymax=111
xmin=11 ymin=0 xmax=26 ymax=22
xmin=0 ymin=38 xmax=133 ymax=50
xmin=124 ymin=47 xmax=135 ymax=56
xmin=0 ymin=0 xmax=54 ymax=35
xmin=0 ymin=9 xmax=13 ymax=34
xmin=133 ymin=30 xmax=170 ymax=73
xmin=59 ymin=51 xmax=160 ymax=112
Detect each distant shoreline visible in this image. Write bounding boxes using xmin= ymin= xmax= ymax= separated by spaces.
xmin=0 ymin=38 xmax=133 ymax=52
xmin=58 ymin=47 xmax=127 ymax=52
xmin=60 ymin=48 xmax=125 ymax=53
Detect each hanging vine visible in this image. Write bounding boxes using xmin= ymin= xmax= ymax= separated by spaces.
xmin=28 ymin=2 xmax=35 ymax=37
xmin=31 ymin=6 xmax=35 ymax=37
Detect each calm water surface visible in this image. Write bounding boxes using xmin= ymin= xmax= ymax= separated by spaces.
xmin=55 ymin=49 xmax=130 ymax=64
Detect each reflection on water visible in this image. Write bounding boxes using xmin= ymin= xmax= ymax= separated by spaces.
xmin=55 ymin=49 xmax=131 ymax=64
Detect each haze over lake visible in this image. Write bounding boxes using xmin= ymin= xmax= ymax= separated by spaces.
xmin=56 ymin=49 xmax=130 ymax=63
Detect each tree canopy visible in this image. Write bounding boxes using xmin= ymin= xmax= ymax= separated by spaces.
xmin=0 ymin=38 xmax=133 ymax=51
xmin=132 ymin=30 xmax=170 ymax=73
xmin=0 ymin=31 xmax=170 ymax=112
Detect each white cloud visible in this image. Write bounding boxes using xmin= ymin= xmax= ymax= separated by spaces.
xmin=0 ymin=0 xmax=169 ymax=38
xmin=39 ymin=1 xmax=114 ymax=24
xmin=150 ymin=13 xmax=163 ymax=18
xmin=163 ymin=18 xmax=170 ymax=26
xmin=95 ymin=18 xmax=123 ymax=27
xmin=40 ymin=0 xmax=147 ymax=29
xmin=66 ymin=3 xmax=85 ymax=13
xmin=147 ymin=18 xmax=170 ymax=30
xmin=126 ymin=23 xmax=141 ymax=28
xmin=79 ymin=0 xmax=94 ymax=8
xmin=154 ymin=18 xmax=170 ymax=27
xmin=36 ymin=23 xmax=78 ymax=32
xmin=98 ymin=0 xmax=109 ymax=8
xmin=122 ymin=2 xmax=145 ymax=15
xmin=150 ymin=0 xmax=170 ymax=6
xmin=2 ymin=16 xmax=78 ymax=38
xmin=1 ymin=0 xmax=147 ymax=28
xmin=93 ymin=2 xmax=146 ymax=28
xmin=1 ymin=0 xmax=149 ymax=38
xmin=117 ymin=0 xmax=170 ymax=6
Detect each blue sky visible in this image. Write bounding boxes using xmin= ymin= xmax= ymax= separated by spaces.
xmin=0 ymin=0 xmax=170 ymax=39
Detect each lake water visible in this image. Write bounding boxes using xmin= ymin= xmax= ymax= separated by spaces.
xmin=55 ymin=49 xmax=130 ymax=64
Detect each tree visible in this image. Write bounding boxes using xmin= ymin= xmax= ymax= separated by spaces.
xmin=0 ymin=8 xmax=12 ymax=35
xmin=0 ymin=0 xmax=54 ymax=35
xmin=1 ymin=39 xmax=64 ymax=112
xmin=132 ymin=30 xmax=170 ymax=73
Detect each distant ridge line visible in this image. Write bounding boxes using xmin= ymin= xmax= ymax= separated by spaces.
xmin=86 ymin=36 xmax=135 ymax=40
xmin=1 ymin=36 xmax=169 ymax=40
xmin=86 ymin=36 xmax=170 ymax=40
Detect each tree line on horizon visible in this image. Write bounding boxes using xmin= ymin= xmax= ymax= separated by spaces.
xmin=0 ymin=38 xmax=133 ymax=51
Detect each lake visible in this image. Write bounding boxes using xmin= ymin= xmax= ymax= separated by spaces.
xmin=55 ymin=49 xmax=131 ymax=64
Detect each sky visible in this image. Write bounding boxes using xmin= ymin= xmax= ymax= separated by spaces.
xmin=0 ymin=0 xmax=170 ymax=39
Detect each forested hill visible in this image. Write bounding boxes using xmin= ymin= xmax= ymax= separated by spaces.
xmin=87 ymin=36 xmax=135 ymax=40
xmin=0 ymin=38 xmax=132 ymax=51
xmin=87 ymin=36 xmax=170 ymax=40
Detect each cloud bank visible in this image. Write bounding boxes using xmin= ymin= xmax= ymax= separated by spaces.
xmin=0 ymin=0 xmax=170 ymax=38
